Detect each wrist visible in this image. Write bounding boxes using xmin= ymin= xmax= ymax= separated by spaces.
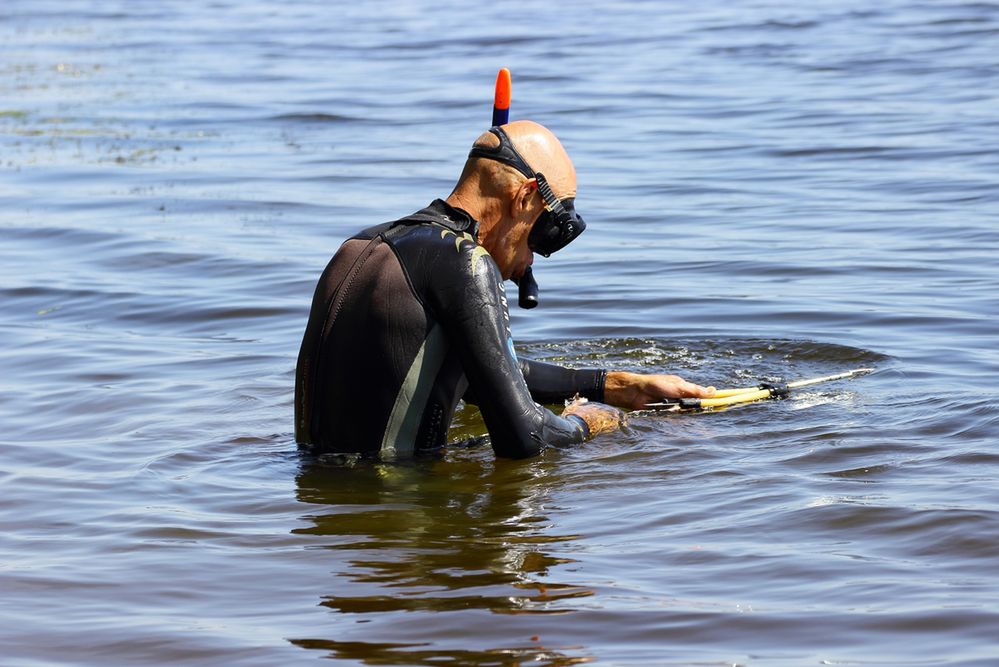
xmin=565 ymin=414 xmax=590 ymax=439
xmin=603 ymin=371 xmax=634 ymax=406
xmin=594 ymin=368 xmax=608 ymax=403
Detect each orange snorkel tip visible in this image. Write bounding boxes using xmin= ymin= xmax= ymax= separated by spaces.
xmin=492 ymin=67 xmax=511 ymax=126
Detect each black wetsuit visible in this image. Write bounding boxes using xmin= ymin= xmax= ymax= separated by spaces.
xmin=295 ymin=199 xmax=606 ymax=459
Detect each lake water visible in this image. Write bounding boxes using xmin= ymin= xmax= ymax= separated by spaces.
xmin=2 ymin=1 xmax=998 ymax=665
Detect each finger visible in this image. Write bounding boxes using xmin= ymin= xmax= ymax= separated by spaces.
xmin=678 ymin=381 xmax=715 ymax=398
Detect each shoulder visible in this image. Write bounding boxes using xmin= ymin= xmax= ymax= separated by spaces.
xmin=389 ymin=224 xmax=498 ymax=280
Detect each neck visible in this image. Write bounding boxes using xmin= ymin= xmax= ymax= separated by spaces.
xmin=446 ymin=188 xmax=505 ymax=249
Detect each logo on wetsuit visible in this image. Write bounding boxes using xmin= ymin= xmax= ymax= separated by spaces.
xmin=440 ymin=228 xmax=491 ymax=273
xmin=497 ymin=285 xmax=518 ymax=361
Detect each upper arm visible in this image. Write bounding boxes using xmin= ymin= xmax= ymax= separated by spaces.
xmin=431 ymin=245 xmax=583 ymax=457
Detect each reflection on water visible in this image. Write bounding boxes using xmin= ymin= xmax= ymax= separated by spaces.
xmin=291 ymin=454 xmax=594 ymax=664
xmin=290 ymin=638 xmax=592 ymax=667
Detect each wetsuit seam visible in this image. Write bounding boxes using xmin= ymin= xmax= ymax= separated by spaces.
xmin=381 ymin=232 xmax=429 ymax=312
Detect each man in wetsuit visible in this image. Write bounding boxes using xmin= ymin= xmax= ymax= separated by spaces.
xmin=295 ymin=120 xmax=714 ymax=459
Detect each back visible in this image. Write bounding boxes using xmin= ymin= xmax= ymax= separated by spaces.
xmin=295 ymin=204 xmax=475 ymax=457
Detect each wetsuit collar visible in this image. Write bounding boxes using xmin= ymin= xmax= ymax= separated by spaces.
xmin=397 ymin=199 xmax=480 ymax=238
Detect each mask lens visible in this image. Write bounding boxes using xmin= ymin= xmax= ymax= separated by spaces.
xmin=528 ymin=207 xmax=585 ymax=257
xmin=527 ymin=173 xmax=586 ymax=257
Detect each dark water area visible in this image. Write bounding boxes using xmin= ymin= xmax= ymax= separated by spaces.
xmin=2 ymin=1 xmax=998 ymax=665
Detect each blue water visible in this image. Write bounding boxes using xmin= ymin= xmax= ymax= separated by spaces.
xmin=2 ymin=1 xmax=998 ymax=665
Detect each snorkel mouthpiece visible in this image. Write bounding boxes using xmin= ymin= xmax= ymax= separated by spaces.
xmin=514 ymin=266 xmax=539 ymax=309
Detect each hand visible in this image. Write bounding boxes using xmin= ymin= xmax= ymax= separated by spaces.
xmin=562 ymin=398 xmax=626 ymax=437
xmin=603 ymin=371 xmax=716 ymax=410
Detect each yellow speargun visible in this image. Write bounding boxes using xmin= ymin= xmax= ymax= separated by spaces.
xmin=645 ymin=368 xmax=874 ymax=412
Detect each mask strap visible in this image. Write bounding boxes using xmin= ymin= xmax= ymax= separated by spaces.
xmin=467 ymin=127 xmax=536 ymax=179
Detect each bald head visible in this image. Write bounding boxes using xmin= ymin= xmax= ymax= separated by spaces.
xmin=447 ymin=121 xmax=581 ymax=279
xmin=467 ymin=120 xmax=577 ymax=199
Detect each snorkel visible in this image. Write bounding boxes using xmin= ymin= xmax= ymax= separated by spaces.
xmin=491 ymin=66 xmax=511 ymax=128
xmin=492 ymin=68 xmax=540 ymax=310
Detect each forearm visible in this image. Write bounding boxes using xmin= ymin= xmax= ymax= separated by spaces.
xmin=603 ymin=371 xmax=716 ymax=410
xmin=470 ymin=381 xmax=588 ymax=457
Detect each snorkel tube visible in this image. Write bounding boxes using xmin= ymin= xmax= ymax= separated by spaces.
xmin=492 ymin=68 xmax=540 ymax=309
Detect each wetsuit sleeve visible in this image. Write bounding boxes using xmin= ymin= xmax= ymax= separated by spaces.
xmin=464 ymin=359 xmax=606 ymax=406
xmin=518 ymin=359 xmax=606 ymax=405
xmin=432 ymin=249 xmax=587 ymax=459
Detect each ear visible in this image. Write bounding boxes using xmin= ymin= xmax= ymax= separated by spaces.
xmin=510 ymin=178 xmax=540 ymax=220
